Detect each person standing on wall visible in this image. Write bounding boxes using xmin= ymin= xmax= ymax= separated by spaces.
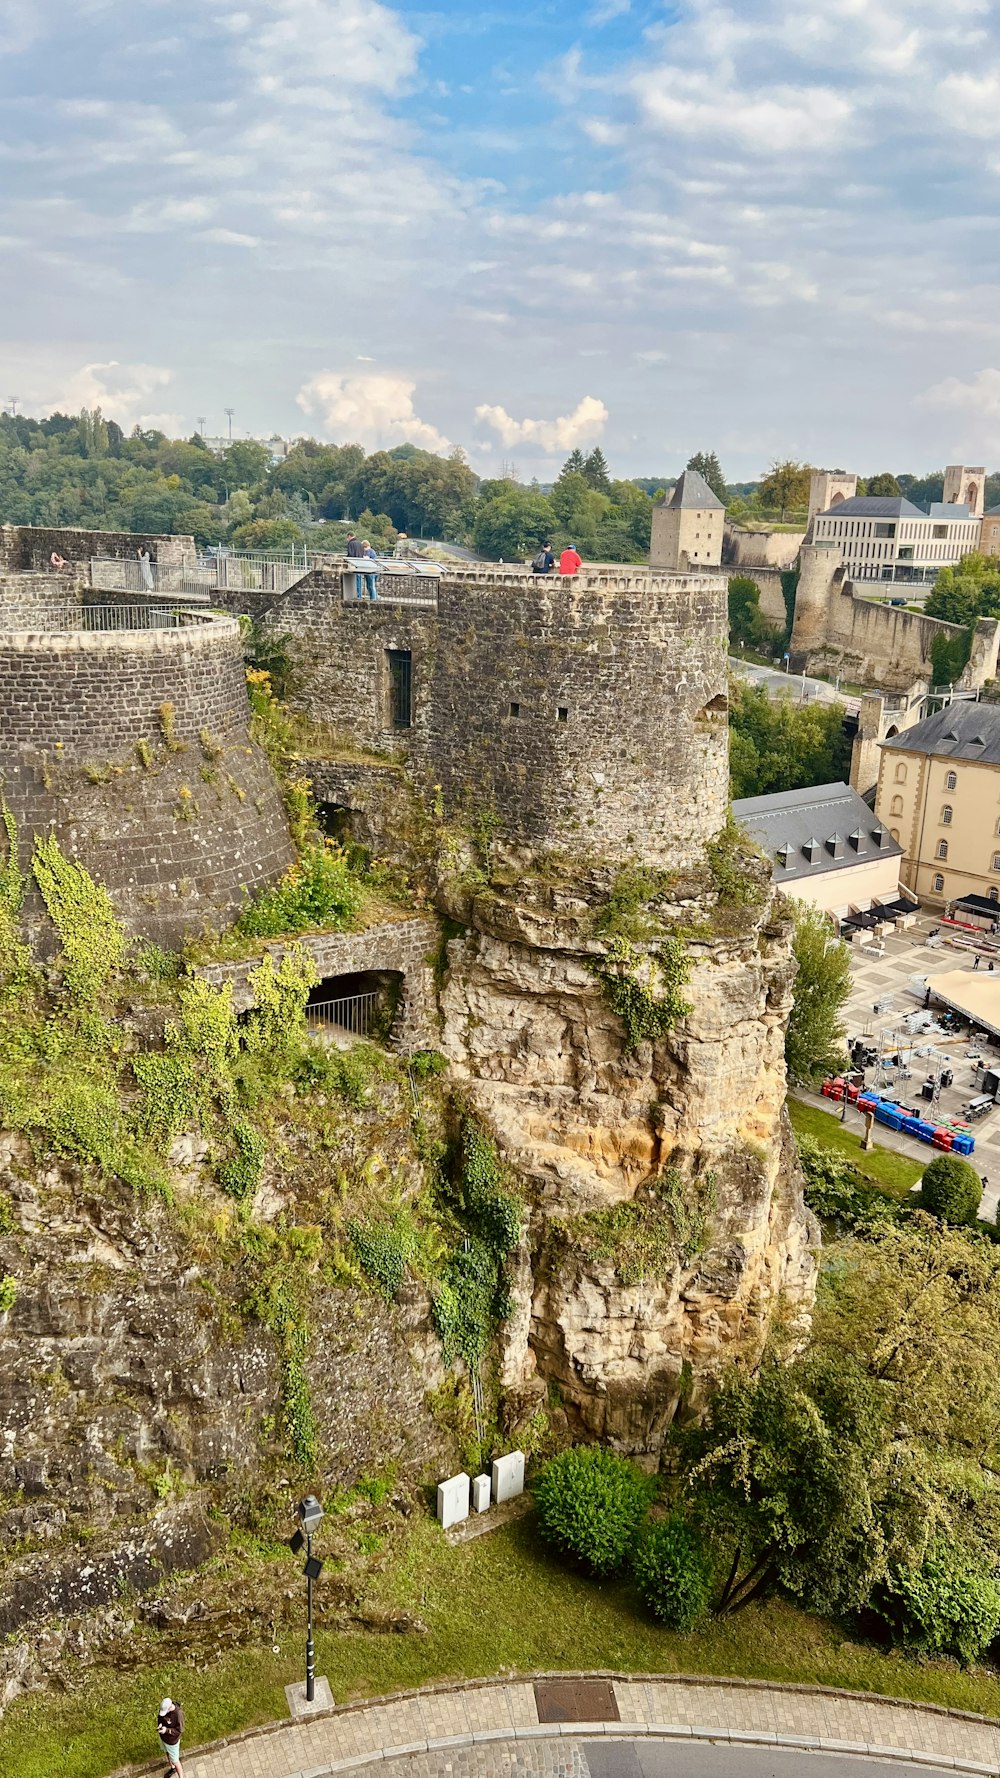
xmin=559 ymin=542 xmax=582 ymax=576
xmin=156 ymin=1697 xmax=185 ymax=1777
xmin=346 ymin=531 xmax=365 ymax=599
xmin=361 ymin=540 xmax=378 ymax=601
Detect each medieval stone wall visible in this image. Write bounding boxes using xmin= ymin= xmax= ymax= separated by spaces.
xmin=0 ymin=524 xmax=197 ymax=572
xmin=198 ymin=915 xmax=440 ymax=1051
xmin=0 ymin=615 xmax=295 ymax=945
xmin=256 ymin=565 xmax=730 ymax=870
xmin=789 ymin=542 xmax=1000 ymax=689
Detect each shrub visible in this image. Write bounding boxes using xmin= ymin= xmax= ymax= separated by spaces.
xmin=876 ymin=1543 xmax=1000 ymax=1666
xmin=633 ymin=1515 xmax=713 ymax=1629
xmin=217 ymin=1120 xmax=266 ymax=1203
xmin=534 ymin=1445 xmax=653 ymax=1577
xmin=920 ymin=1154 xmax=982 ymax=1226
xmin=348 ymin=1213 xmax=415 ymax=1301
xmin=237 ymin=842 xmax=363 ymax=940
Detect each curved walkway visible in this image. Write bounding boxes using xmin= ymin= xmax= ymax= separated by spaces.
xmin=152 ymin=1674 xmax=1000 ymax=1778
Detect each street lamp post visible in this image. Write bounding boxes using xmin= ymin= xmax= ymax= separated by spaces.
xmin=290 ymin=1495 xmax=324 ymax=1703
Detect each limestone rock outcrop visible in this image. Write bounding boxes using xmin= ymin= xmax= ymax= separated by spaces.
xmin=439 ymin=868 xmax=818 ymax=1450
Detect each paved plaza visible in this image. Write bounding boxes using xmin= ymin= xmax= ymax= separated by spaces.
xmin=159 ymin=1675 xmax=1000 ymax=1778
xmin=827 ymin=911 xmax=1000 ymax=1216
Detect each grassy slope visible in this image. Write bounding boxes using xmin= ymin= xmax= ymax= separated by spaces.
xmin=5 ymin=1516 xmax=1000 ymax=1778
xmin=788 ymin=1095 xmax=924 ymax=1196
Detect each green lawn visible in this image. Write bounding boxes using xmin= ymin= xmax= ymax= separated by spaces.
xmin=4 ymin=1515 xmax=1000 ymax=1778
xmin=788 ymin=1095 xmax=924 ymax=1196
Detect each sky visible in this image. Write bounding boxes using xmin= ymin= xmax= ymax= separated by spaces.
xmin=2 ymin=0 xmax=1000 ymax=479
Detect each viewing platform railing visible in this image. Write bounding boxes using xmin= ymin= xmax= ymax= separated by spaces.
xmin=0 ymin=603 xmax=220 ymax=633
xmin=305 ymin=991 xmax=379 ymax=1036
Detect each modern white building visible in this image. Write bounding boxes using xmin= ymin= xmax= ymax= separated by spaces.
xmin=811 ymin=494 xmax=981 ymax=586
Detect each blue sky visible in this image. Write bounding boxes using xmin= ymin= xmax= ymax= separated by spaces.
xmin=2 ymin=0 xmax=1000 ymax=478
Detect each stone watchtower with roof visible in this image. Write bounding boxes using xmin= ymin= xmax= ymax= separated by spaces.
xmin=649 ymin=468 xmax=725 ymax=571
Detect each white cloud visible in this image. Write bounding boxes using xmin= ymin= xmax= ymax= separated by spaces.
xmin=921 ymin=368 xmax=1000 ymax=417
xmin=198 ymin=227 xmax=260 ymax=246
xmin=41 ymin=360 xmax=175 ymax=429
xmin=632 ymin=70 xmax=853 ymax=153
xmin=587 ymin=0 xmax=629 ymax=23
xmin=474 ymin=395 xmax=608 ymax=451
xmin=296 ymin=371 xmax=451 ymax=451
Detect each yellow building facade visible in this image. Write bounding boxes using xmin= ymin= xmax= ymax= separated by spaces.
xmin=876 ymin=703 xmax=1000 ymax=908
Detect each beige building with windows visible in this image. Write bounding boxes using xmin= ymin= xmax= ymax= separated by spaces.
xmin=982 ymin=507 xmax=1000 ymax=559
xmin=875 ymin=702 xmax=1000 ymax=908
xmin=811 ymin=493 xmax=981 ymax=587
xmin=650 ymin=468 xmax=724 ymax=570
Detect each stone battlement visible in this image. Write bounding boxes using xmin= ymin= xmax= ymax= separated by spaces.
xmin=249 ymin=561 xmax=730 ymax=870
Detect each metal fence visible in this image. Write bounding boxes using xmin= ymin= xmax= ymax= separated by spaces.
xmin=305 ymin=991 xmax=380 ymax=1036
xmin=1 ymin=603 xmax=218 ymax=633
xmin=339 ymin=566 xmax=439 ymax=610
xmin=90 ymin=554 xmax=309 ymax=597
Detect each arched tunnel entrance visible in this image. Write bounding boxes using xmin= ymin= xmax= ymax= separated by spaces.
xmin=305 ymin=969 xmax=403 ymax=1042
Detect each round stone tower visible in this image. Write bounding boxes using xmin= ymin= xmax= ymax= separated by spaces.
xmin=0 ymin=605 xmax=295 ymax=946
xmin=788 ymin=541 xmax=842 ymax=669
xmin=430 ymin=567 xmax=731 ymax=868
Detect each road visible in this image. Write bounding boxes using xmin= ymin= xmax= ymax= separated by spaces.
xmin=376 ymin=1739 xmax=956 ymax=1778
xmin=729 ymin=656 xmax=850 ymax=706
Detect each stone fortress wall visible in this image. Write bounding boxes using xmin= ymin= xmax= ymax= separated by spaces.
xmin=0 ymin=522 xmax=197 ymax=572
xmin=0 ymin=530 xmax=294 ymax=945
xmin=246 ymin=562 xmax=731 ymax=871
xmin=789 ymin=542 xmax=1000 ymax=690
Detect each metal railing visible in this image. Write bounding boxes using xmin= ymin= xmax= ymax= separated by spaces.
xmin=1 ymin=603 xmax=218 ymax=633
xmin=339 ymin=563 xmax=440 ymax=610
xmin=91 ymin=554 xmax=309 ymax=596
xmin=305 ymin=991 xmax=379 ymax=1036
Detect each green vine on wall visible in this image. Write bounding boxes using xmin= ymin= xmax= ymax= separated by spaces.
xmin=31 ymin=833 xmax=126 ymax=1001
xmin=589 ymin=933 xmax=693 ymax=1052
xmin=432 ymin=1115 xmax=523 ymax=1370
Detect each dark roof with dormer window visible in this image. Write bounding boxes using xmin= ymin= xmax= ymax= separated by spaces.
xmin=881 ymin=702 xmax=1000 ymax=765
xmin=732 ymin=781 xmax=903 ymax=884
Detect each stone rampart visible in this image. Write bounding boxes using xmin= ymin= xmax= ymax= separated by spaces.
xmin=0 ymin=524 xmax=197 ymax=572
xmin=0 ymin=613 xmax=294 ymax=946
xmin=197 ymin=915 xmax=439 ymax=1051
xmin=253 ymin=565 xmax=730 ymax=870
xmin=789 ymin=542 xmax=1000 ymax=689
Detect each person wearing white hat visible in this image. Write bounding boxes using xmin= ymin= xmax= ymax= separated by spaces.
xmin=157 ymin=1697 xmax=185 ymax=1775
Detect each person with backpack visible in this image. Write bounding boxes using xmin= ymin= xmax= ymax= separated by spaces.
xmin=559 ymin=543 xmax=582 ymax=576
xmin=157 ymin=1697 xmax=185 ymax=1775
xmin=531 ymin=543 xmax=554 ymax=574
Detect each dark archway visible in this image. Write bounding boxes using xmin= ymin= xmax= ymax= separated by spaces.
xmin=306 ymin=969 xmax=403 ymax=1040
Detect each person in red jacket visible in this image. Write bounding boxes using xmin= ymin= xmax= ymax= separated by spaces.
xmin=157 ymin=1698 xmax=185 ymax=1775
xmin=559 ymin=543 xmax=582 ymax=575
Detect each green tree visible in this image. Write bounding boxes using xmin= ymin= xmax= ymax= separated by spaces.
xmin=220 ymin=439 xmax=272 ymax=491
xmin=560 ymin=448 xmax=586 ymax=477
xmin=686 ymin=450 xmax=727 ymax=504
xmin=728 ymin=575 xmax=782 ymax=652
xmin=229 ymin=518 xmax=304 ymax=552
xmin=684 ymin=1351 xmax=893 ymax=1615
xmin=758 ymin=459 xmax=811 ymax=521
xmin=865 ymin=472 xmax=901 ymax=498
xmin=728 ymin=680 xmax=851 ymax=798
xmin=472 ymin=489 xmax=553 ymax=559
xmin=583 ymin=446 xmax=612 ymax=493
xmin=919 ymin=1153 xmax=982 ymax=1226
xmin=927 ymin=553 xmax=1000 ymax=626
xmin=785 ymin=902 xmax=851 ymax=1084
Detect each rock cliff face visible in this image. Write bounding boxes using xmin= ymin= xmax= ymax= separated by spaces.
xmin=438 ymin=864 xmax=818 ymax=1451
